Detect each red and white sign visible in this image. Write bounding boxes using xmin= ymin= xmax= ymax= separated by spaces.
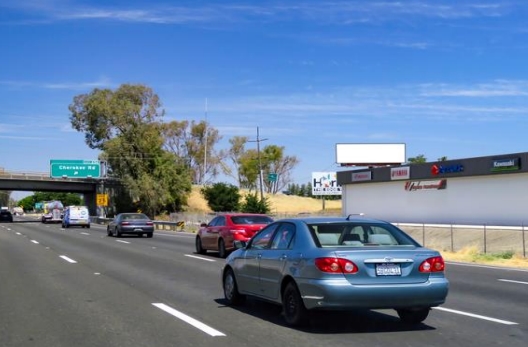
xmin=391 ymin=166 xmax=410 ymax=180
xmin=352 ymin=171 xmax=372 ymax=182
xmin=405 ymin=179 xmax=447 ymax=191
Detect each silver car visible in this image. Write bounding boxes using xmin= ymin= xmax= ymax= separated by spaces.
xmin=106 ymin=213 xmax=154 ymax=238
xmin=221 ymin=216 xmax=449 ymax=327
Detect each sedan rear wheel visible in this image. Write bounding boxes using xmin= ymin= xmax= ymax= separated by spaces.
xmin=282 ymin=282 xmax=308 ymax=327
xmin=218 ymin=239 xmax=227 ymax=258
xmin=115 ymin=227 xmax=122 ymax=237
xmin=106 ymin=227 xmax=112 ymax=236
xmin=223 ymin=268 xmax=245 ymax=305
xmin=396 ymin=308 xmax=430 ymax=324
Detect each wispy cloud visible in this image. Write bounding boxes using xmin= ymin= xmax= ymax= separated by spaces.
xmin=420 ymin=80 xmax=528 ymax=97
xmin=1 ymin=1 xmax=514 ymax=25
xmin=0 ymin=77 xmax=114 ymax=91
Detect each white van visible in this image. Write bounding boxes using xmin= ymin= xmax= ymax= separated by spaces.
xmin=62 ymin=206 xmax=90 ymax=228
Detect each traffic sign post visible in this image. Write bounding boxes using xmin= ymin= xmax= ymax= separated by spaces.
xmin=50 ymin=160 xmax=101 ymax=178
xmin=96 ymin=194 xmax=108 ymax=207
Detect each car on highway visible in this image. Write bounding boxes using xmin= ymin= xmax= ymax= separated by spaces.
xmin=221 ymin=215 xmax=449 ymax=327
xmin=106 ymin=213 xmax=154 ymax=238
xmin=0 ymin=210 xmax=14 ymax=222
xmin=195 ymin=213 xmax=274 ymax=258
xmin=62 ymin=205 xmax=91 ymax=228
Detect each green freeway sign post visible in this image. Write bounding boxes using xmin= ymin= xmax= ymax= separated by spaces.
xmin=268 ymin=173 xmax=278 ymax=182
xmin=50 ymin=159 xmax=101 ymax=178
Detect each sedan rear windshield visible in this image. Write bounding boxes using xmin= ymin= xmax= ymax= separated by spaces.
xmin=231 ymin=216 xmax=273 ymax=225
xmin=309 ymin=223 xmax=419 ymax=247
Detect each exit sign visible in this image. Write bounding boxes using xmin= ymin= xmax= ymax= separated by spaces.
xmin=50 ymin=159 xmax=101 ymax=178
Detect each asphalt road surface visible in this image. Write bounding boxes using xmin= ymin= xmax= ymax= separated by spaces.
xmin=1 ymin=215 xmax=527 ymax=347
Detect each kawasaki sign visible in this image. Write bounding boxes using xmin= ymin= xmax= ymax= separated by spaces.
xmin=491 ymin=158 xmax=520 ymax=172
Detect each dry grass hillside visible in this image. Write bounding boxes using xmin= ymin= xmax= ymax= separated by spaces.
xmin=186 ymin=185 xmax=341 ymax=215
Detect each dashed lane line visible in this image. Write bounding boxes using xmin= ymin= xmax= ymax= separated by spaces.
xmin=498 ymin=279 xmax=528 ymax=285
xmin=152 ymin=303 xmax=225 ymax=337
xmin=433 ymin=307 xmax=518 ymax=325
xmin=184 ymin=254 xmax=216 ymax=262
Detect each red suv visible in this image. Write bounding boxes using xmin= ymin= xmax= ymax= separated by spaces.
xmin=195 ymin=213 xmax=273 ymax=258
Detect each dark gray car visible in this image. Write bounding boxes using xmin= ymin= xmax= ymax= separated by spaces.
xmin=106 ymin=213 xmax=154 ymax=238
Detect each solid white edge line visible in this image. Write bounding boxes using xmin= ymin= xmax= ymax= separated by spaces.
xmin=446 ymin=261 xmax=528 ymax=273
xmin=59 ymin=255 xmax=77 ymax=264
xmin=433 ymin=307 xmax=518 ymax=325
xmin=152 ymin=303 xmax=225 ymax=337
xmin=498 ymin=279 xmax=528 ymax=285
xmin=31 ymin=240 xmax=39 ymax=244
xmin=185 ymin=254 xmax=216 ymax=262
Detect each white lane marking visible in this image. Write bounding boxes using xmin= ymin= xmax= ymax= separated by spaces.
xmin=152 ymin=303 xmax=225 ymax=337
xmin=446 ymin=261 xmax=528 ymax=273
xmin=116 ymin=240 xmax=130 ymax=244
xmin=185 ymin=254 xmax=216 ymax=262
xmin=433 ymin=307 xmax=518 ymax=325
xmin=16 ymin=232 xmax=22 ymax=235
xmin=31 ymin=240 xmax=39 ymax=244
xmin=156 ymin=233 xmax=195 ymax=238
xmin=498 ymin=279 xmax=528 ymax=285
xmin=59 ymin=255 xmax=78 ymax=264
xmin=80 ymin=232 xmax=90 ymax=235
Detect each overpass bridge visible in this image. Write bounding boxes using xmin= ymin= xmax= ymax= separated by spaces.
xmin=0 ymin=169 xmax=118 ymax=216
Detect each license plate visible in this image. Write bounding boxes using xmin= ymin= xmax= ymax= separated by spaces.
xmin=375 ymin=263 xmax=401 ymax=276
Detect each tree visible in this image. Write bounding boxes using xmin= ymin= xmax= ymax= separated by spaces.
xmin=240 ymin=192 xmax=271 ymax=214
xmin=260 ymin=145 xmax=299 ymax=194
xmin=407 ymin=154 xmax=427 ymax=164
xmin=201 ymin=183 xmax=241 ymax=212
xmin=437 ymin=156 xmax=448 ymax=161
xmin=162 ymin=120 xmax=224 ymax=185
xmin=224 ymin=136 xmax=249 ymax=187
xmin=69 ymin=84 xmax=192 ymax=216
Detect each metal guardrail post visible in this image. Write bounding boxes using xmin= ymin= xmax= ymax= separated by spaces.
xmin=450 ymin=224 xmax=454 ymax=252
xmin=483 ymin=224 xmax=487 ymax=254
xmin=523 ymin=223 xmax=526 ymax=258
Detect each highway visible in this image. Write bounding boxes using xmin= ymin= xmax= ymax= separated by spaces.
xmin=1 ymin=216 xmax=527 ymax=347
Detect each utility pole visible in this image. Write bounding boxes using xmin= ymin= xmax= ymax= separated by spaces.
xmin=248 ymin=127 xmax=268 ymax=200
xmin=202 ymin=98 xmax=208 ymax=186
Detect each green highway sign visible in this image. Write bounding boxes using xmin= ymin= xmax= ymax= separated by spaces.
xmin=268 ymin=173 xmax=278 ymax=182
xmin=50 ymin=159 xmax=101 ymax=178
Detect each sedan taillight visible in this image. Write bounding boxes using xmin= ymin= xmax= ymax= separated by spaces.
xmin=315 ymin=257 xmax=358 ymax=274
xmin=419 ymin=256 xmax=445 ymax=273
xmin=146 ymin=221 xmax=153 ymax=226
xmin=121 ymin=221 xmax=130 ymax=225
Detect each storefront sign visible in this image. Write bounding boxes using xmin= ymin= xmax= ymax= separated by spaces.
xmin=491 ymin=158 xmax=520 ymax=172
xmin=431 ymin=164 xmax=464 ymax=175
xmin=391 ymin=166 xmax=410 ymax=180
xmin=405 ymin=179 xmax=447 ymax=191
xmin=352 ymin=171 xmax=372 ymax=182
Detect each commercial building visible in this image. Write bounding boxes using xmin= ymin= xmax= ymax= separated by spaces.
xmin=336 ymin=152 xmax=528 ymax=226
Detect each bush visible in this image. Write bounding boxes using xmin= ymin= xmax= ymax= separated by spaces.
xmin=200 ymin=183 xmax=241 ymax=212
xmin=240 ymin=193 xmax=271 ymax=214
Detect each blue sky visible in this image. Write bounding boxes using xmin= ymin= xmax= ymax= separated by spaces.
xmin=2 ymin=0 xmax=528 ymax=197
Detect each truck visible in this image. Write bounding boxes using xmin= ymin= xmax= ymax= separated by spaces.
xmin=41 ymin=201 xmax=64 ymax=223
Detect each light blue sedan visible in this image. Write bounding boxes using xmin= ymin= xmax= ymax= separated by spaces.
xmin=221 ymin=216 xmax=449 ymax=327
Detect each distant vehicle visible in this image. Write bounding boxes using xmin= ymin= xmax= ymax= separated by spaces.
xmin=106 ymin=213 xmax=154 ymax=238
xmin=0 ymin=210 xmax=13 ymax=223
xmin=62 ymin=205 xmax=90 ymax=228
xmin=195 ymin=213 xmax=274 ymax=258
xmin=221 ymin=216 xmax=449 ymax=327
xmin=41 ymin=201 xmax=64 ymax=223
xmin=12 ymin=207 xmax=24 ymax=216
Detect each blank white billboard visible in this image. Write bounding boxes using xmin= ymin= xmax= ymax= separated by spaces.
xmin=336 ymin=143 xmax=406 ymax=165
